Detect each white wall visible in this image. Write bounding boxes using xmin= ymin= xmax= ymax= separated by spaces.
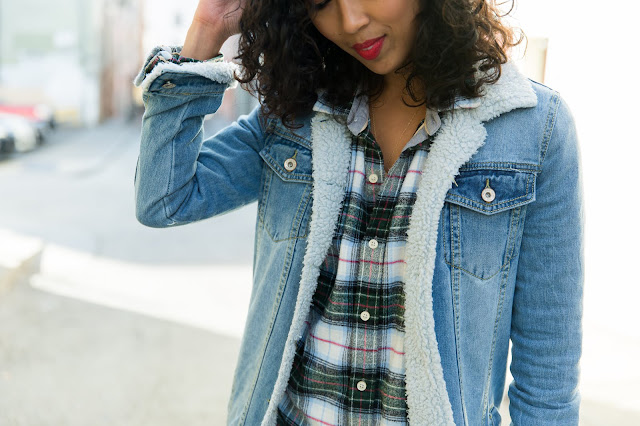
xmin=505 ymin=0 xmax=640 ymax=416
xmin=142 ymin=0 xmax=199 ymax=52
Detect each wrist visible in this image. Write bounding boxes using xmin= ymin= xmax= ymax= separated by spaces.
xmin=181 ymin=19 xmax=228 ymax=60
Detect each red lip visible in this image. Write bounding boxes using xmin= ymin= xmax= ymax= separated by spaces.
xmin=352 ymin=36 xmax=385 ymax=50
xmin=352 ymin=36 xmax=386 ymax=60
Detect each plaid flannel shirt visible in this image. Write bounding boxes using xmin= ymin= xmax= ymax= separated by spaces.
xmin=277 ymin=95 xmax=441 ymax=426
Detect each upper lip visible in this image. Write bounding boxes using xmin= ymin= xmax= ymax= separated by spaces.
xmin=352 ymin=36 xmax=385 ymax=50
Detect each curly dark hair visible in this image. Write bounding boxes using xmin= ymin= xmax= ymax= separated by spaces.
xmin=236 ymin=0 xmax=524 ymax=127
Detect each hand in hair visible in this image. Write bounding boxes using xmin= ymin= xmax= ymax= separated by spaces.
xmin=182 ymin=0 xmax=245 ymax=60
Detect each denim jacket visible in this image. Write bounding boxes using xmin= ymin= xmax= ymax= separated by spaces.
xmin=134 ymin=47 xmax=583 ymax=426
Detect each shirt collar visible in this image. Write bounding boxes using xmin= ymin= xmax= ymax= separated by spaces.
xmin=313 ymin=91 xmax=481 ymax=137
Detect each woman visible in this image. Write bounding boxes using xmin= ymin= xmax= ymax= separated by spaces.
xmin=134 ymin=0 xmax=583 ymax=424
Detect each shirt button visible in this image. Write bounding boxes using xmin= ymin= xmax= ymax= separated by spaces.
xmin=284 ymin=158 xmax=297 ymax=172
xmin=368 ymin=173 xmax=379 ymax=184
xmin=368 ymin=239 xmax=378 ymax=249
xmin=481 ymin=187 xmax=496 ymax=203
xmin=357 ymin=381 xmax=367 ymax=392
xmin=360 ymin=311 xmax=370 ymax=322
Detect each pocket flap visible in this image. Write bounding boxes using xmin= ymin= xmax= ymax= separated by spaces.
xmin=259 ymin=137 xmax=313 ymax=183
xmin=445 ymin=169 xmax=536 ymax=214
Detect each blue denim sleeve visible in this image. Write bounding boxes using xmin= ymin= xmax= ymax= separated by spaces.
xmin=508 ymin=94 xmax=584 ymax=424
xmin=134 ymin=61 xmax=266 ymax=228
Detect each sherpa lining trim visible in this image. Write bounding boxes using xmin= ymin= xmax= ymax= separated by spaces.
xmin=260 ymin=113 xmax=353 ymax=426
xmin=133 ymin=45 xmax=238 ymax=92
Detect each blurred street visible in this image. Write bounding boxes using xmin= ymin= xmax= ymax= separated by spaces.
xmin=0 ymin=118 xmax=256 ymax=425
xmin=0 ymin=118 xmax=256 ymax=265
xmin=1 ymin=0 xmax=639 ymax=423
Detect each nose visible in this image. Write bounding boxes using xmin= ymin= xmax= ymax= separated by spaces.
xmin=336 ymin=0 xmax=370 ymax=34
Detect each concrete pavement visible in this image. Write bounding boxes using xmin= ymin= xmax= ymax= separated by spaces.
xmin=0 ymin=118 xmax=249 ymax=425
xmin=0 ymin=229 xmax=43 ymax=296
xmin=0 ymin=251 xmax=241 ymax=426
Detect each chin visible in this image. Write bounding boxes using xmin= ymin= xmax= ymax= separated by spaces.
xmin=362 ymin=62 xmax=397 ymax=76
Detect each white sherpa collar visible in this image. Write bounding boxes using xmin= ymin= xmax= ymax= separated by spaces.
xmin=262 ymin=60 xmax=536 ymax=425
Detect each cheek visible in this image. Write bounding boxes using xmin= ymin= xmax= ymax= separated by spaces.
xmin=375 ymin=0 xmax=420 ymax=26
xmin=311 ymin=17 xmax=339 ymax=45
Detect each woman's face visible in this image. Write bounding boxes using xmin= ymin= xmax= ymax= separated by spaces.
xmin=310 ymin=0 xmax=421 ymax=77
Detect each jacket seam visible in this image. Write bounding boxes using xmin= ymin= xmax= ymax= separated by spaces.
xmin=451 ymin=204 xmax=468 ymax=425
xmin=272 ymin=127 xmax=312 ymax=149
xmin=481 ymin=205 xmax=521 ymax=423
xmin=162 ymin=102 xmax=191 ymax=222
xmin=539 ymin=92 xmax=561 ymax=165
xmin=440 ymin=209 xmax=447 ymax=264
xmin=240 ymin=171 xmax=309 ymax=422
xmin=480 ymin=266 xmax=507 ymax=425
xmin=446 ymin=191 xmax=531 ymax=212
xmin=445 ymin=196 xmax=535 ymax=217
xmin=264 ymin=184 xmax=312 ymax=242
xmin=256 ymin=129 xmax=278 ymax=228
xmin=257 ymin=109 xmax=267 ymax=135
xmin=286 ymin=184 xmax=312 ymax=241
xmin=459 ymin=162 xmax=541 ymax=172
xmin=445 ymin=261 xmax=503 ymax=281
xmin=265 ymin=117 xmax=312 ymax=149
xmin=239 ymin=233 xmax=300 ymax=424
xmin=151 ymin=89 xmax=226 ymax=96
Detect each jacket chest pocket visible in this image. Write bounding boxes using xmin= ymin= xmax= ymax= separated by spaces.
xmin=258 ymin=137 xmax=313 ymax=242
xmin=441 ymin=168 xmax=536 ymax=280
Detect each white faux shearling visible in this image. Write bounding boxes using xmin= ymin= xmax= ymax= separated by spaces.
xmin=133 ymin=45 xmax=238 ymax=92
xmin=469 ymin=62 xmax=538 ymax=123
xmin=402 ymin=112 xmax=487 ymax=426
xmin=262 ymin=61 xmax=537 ymax=425
xmin=261 ymin=113 xmax=353 ymax=425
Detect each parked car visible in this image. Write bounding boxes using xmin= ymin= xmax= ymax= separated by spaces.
xmin=0 ymin=114 xmax=38 ymax=153
xmin=0 ymin=124 xmax=15 ymax=154
xmin=0 ymin=103 xmax=54 ymax=127
xmin=0 ymin=103 xmax=54 ymax=144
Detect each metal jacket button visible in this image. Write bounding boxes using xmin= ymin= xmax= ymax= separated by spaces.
xmin=162 ymin=81 xmax=176 ymax=89
xmin=284 ymin=158 xmax=297 ymax=172
xmin=482 ymin=179 xmax=496 ymax=203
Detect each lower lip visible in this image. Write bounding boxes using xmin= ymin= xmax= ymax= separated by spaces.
xmin=354 ymin=36 xmax=385 ymax=60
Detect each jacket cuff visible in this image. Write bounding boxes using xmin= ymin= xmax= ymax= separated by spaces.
xmin=133 ymin=45 xmax=239 ymax=92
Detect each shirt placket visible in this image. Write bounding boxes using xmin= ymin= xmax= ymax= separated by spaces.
xmin=348 ymin=133 xmax=393 ymax=425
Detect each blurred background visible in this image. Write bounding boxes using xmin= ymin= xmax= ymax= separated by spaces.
xmin=0 ymin=0 xmax=638 ymax=424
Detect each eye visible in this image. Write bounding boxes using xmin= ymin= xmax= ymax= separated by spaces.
xmin=313 ymin=0 xmax=331 ymax=10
